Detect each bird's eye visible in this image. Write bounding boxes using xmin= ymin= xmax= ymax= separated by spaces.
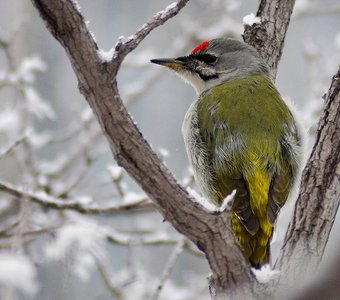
xmin=193 ymin=54 xmax=217 ymax=65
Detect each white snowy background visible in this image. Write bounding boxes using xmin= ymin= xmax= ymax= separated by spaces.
xmin=0 ymin=0 xmax=339 ymax=299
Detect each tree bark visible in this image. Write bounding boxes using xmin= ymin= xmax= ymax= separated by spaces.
xmin=243 ymin=0 xmax=295 ymax=79
xmin=275 ymin=67 xmax=340 ymax=285
xmin=30 ymin=0 xmax=339 ymax=299
xmin=31 ymin=0 xmax=259 ymax=297
xmin=244 ymin=0 xmax=340 ymax=291
xmin=292 ymin=256 xmax=340 ymax=300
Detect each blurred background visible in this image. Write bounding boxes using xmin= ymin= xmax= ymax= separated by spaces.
xmin=0 ymin=0 xmax=339 ymax=299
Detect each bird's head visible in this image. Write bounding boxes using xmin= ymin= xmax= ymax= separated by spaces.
xmin=151 ymin=38 xmax=269 ymax=95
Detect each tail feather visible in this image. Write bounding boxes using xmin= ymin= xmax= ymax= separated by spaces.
xmin=231 ymin=213 xmax=272 ymax=268
xmin=231 ymin=168 xmax=273 ymax=268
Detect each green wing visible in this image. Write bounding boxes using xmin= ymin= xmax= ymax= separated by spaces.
xmin=268 ymin=126 xmax=301 ymax=224
xmin=196 ymin=75 xmax=300 ymax=230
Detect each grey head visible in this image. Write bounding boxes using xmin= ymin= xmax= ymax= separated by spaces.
xmin=151 ymin=38 xmax=270 ymax=95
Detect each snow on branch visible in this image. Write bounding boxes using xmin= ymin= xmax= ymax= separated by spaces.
xmin=109 ymin=0 xmax=190 ymax=70
xmin=0 ymin=180 xmax=151 ymax=214
xmin=242 ymin=13 xmax=261 ymax=26
xmin=30 ymin=0 xmax=258 ymax=294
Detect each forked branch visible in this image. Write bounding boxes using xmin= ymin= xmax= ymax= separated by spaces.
xmin=30 ymin=0 xmax=339 ymax=298
xmin=31 ymin=0 xmax=257 ymax=296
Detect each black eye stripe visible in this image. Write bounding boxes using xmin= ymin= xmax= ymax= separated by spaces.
xmin=191 ymin=53 xmax=217 ymax=64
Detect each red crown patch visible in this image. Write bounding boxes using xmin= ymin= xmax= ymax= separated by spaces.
xmin=191 ymin=41 xmax=210 ymax=54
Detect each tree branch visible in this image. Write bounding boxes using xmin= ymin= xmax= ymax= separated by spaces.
xmin=243 ymin=0 xmax=295 ymax=79
xmin=0 ymin=179 xmax=152 ymax=214
xmin=242 ymin=0 xmax=340 ymax=292
xmin=29 ymin=0 xmax=339 ymax=298
xmin=275 ymin=67 xmax=340 ymax=284
xmin=31 ymin=0 xmax=258 ymax=296
xmin=111 ymin=0 xmax=190 ymax=73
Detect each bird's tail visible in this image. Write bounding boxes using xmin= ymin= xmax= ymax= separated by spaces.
xmin=231 ymin=169 xmax=274 ymax=268
xmin=231 ymin=214 xmax=273 ymax=268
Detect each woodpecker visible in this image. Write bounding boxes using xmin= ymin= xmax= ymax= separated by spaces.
xmin=151 ymin=38 xmax=303 ymax=268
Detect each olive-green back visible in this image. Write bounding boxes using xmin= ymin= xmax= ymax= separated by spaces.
xmin=196 ymin=75 xmax=299 ymax=267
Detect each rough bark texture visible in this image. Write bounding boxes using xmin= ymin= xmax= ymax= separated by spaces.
xmin=292 ymin=256 xmax=340 ymax=300
xmin=275 ymin=67 xmax=340 ymax=285
xmin=30 ymin=0 xmax=339 ymax=299
xmin=243 ymin=0 xmax=295 ymax=79
xmin=31 ymin=0 xmax=259 ymax=297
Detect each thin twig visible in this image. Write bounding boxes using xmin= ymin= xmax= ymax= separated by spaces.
xmin=106 ymin=231 xmax=202 ymax=257
xmin=0 ymin=227 xmax=59 ymax=239
xmin=11 ymin=194 xmax=30 ymax=252
xmin=151 ymin=237 xmax=186 ymax=300
xmin=39 ymin=128 xmax=102 ymax=177
xmin=0 ymin=220 xmax=20 ymax=236
xmin=0 ymin=179 xmax=152 ymax=214
xmin=111 ymin=0 xmax=190 ymax=73
xmin=111 ymin=174 xmax=126 ymax=198
xmin=95 ymin=256 xmax=123 ymax=299
xmin=0 ymin=132 xmax=27 ymax=160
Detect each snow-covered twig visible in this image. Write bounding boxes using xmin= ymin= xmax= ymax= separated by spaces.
xmin=123 ymin=6 xmax=242 ymax=107
xmin=0 ymin=180 xmax=152 ymax=214
xmin=111 ymin=1 xmax=190 ymax=71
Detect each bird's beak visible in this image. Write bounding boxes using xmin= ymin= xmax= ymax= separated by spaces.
xmin=150 ymin=57 xmax=187 ymax=70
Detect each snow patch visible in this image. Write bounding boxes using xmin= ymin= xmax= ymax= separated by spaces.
xmin=74 ymin=195 xmax=93 ymax=205
xmin=156 ymin=2 xmax=177 ymax=19
xmin=243 ymin=13 xmax=261 ymax=26
xmin=70 ymin=0 xmax=82 ymax=13
xmin=0 ymin=254 xmax=38 ymax=296
xmin=187 ymin=187 xmax=217 ymax=211
xmin=98 ymin=36 xmax=125 ymax=62
xmin=252 ymin=265 xmax=280 ymax=283
xmin=218 ymin=190 xmax=236 ymax=212
xmin=187 ymin=187 xmax=236 ymax=213
xmin=107 ymin=165 xmax=123 ymax=179
xmin=123 ymin=192 xmax=145 ymax=204
xmin=98 ymin=48 xmax=115 ymax=62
